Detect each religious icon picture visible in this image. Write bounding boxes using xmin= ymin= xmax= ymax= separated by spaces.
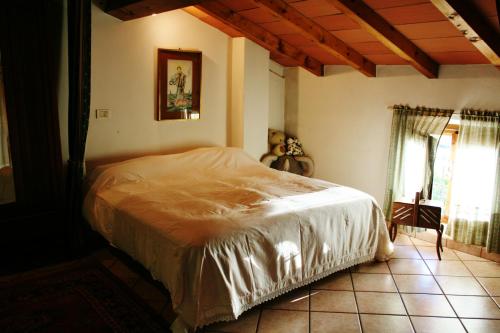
xmin=157 ymin=49 xmax=201 ymax=120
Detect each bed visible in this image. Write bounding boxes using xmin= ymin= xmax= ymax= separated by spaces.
xmin=83 ymin=147 xmax=393 ymax=332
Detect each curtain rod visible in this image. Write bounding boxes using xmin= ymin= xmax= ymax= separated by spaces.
xmin=387 ymin=105 xmax=500 ymax=117
xmin=387 ymin=106 xmax=500 ymax=117
xmin=386 ymin=105 xmax=459 ymax=114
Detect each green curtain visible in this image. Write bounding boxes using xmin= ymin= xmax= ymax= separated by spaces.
xmin=383 ymin=105 xmax=453 ymax=221
xmin=0 ymin=66 xmax=10 ymax=169
xmin=423 ymin=135 xmax=439 ymax=200
xmin=0 ymin=65 xmax=15 ymax=204
xmin=65 ymin=0 xmax=91 ymax=254
xmin=487 ymin=146 xmax=500 ymax=253
xmin=447 ymin=110 xmax=500 ymax=251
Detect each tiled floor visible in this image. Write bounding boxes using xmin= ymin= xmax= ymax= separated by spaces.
xmin=94 ymin=234 xmax=500 ymax=333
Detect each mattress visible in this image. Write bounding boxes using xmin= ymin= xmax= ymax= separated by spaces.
xmin=83 ymin=147 xmax=393 ymax=330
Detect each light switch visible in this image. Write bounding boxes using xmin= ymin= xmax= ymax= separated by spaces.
xmin=96 ymin=109 xmax=111 ymax=119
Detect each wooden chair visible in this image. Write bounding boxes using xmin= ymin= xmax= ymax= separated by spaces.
xmin=389 ymin=192 xmax=444 ymax=260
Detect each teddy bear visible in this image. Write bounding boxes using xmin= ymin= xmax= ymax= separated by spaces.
xmin=285 ymin=137 xmax=304 ymax=156
xmin=268 ymin=129 xmax=286 ymax=156
xmin=261 ymin=129 xmax=314 ymax=177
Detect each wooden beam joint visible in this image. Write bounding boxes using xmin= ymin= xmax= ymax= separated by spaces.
xmin=196 ymin=1 xmax=324 ymax=76
xmin=430 ymin=0 xmax=500 ymax=66
xmin=326 ymin=0 xmax=439 ymax=78
xmin=98 ymin=0 xmax=204 ymax=21
xmin=254 ymin=0 xmax=376 ymax=77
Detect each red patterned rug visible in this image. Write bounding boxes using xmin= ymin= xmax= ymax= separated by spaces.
xmin=0 ymin=259 xmax=170 ymax=333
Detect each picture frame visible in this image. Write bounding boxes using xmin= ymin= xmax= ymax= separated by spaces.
xmin=157 ymin=49 xmax=202 ymax=120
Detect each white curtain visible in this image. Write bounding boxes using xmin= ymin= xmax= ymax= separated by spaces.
xmin=447 ymin=110 xmax=500 ymax=246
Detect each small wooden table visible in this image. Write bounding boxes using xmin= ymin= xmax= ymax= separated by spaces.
xmin=389 ymin=192 xmax=444 ymax=260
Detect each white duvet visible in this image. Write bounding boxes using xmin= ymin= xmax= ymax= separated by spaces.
xmin=83 ymin=147 xmax=393 ymax=330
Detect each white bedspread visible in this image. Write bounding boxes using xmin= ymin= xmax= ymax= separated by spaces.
xmin=83 ymin=147 xmax=393 ymax=329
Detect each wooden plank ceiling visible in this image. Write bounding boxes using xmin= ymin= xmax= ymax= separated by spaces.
xmin=99 ymin=0 xmax=500 ymax=77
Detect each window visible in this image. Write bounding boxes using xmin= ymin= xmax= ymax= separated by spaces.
xmin=431 ymin=124 xmax=458 ymax=222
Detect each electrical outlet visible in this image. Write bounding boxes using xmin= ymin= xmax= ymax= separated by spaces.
xmin=96 ymin=109 xmax=111 ymax=119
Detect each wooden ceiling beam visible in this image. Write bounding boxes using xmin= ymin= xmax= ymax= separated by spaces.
xmin=196 ymin=1 xmax=324 ymax=76
xmin=254 ymin=0 xmax=376 ymax=77
xmin=430 ymin=0 xmax=500 ymax=67
xmin=326 ymin=0 xmax=439 ymax=78
xmin=99 ymin=0 xmax=203 ymax=21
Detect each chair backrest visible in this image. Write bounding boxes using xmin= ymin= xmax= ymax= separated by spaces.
xmin=412 ymin=191 xmax=421 ymax=227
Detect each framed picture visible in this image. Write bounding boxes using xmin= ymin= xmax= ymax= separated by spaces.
xmin=157 ymin=49 xmax=202 ymax=120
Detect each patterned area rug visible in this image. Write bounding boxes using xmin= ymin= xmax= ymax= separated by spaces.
xmin=0 ymin=259 xmax=170 ymax=333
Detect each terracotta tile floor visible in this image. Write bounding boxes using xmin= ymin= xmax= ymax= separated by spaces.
xmin=95 ymin=234 xmax=500 ymax=333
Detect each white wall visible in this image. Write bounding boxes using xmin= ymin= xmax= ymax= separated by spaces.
xmin=285 ymin=65 xmax=500 ymax=205
xmin=243 ymin=40 xmax=269 ymax=160
xmin=229 ymin=37 xmax=270 ymax=160
xmin=269 ymin=60 xmax=285 ymax=131
xmin=228 ymin=38 xmax=245 ymax=149
xmin=88 ymin=5 xmax=229 ymax=160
